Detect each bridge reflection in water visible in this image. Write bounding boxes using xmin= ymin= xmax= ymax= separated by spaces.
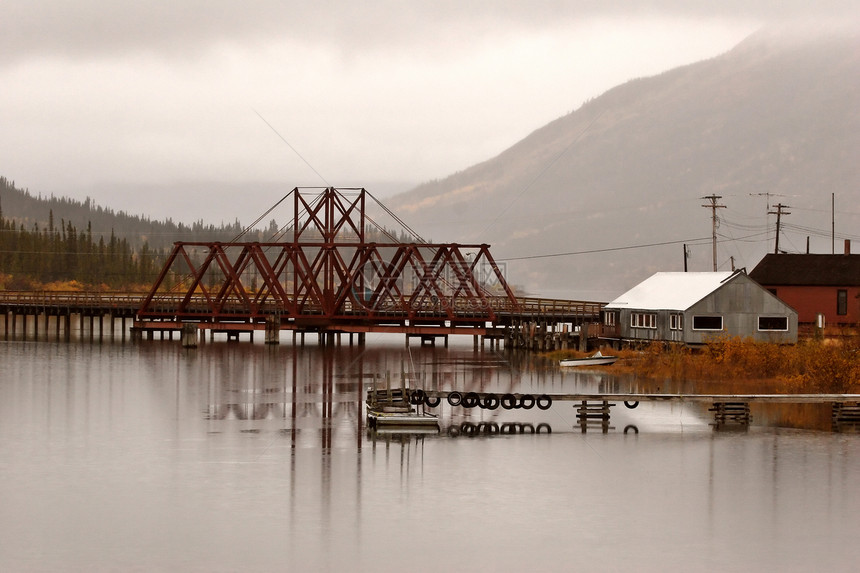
xmin=143 ymin=340 xmax=571 ymax=453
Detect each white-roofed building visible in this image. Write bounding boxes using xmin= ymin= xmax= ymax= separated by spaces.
xmin=602 ymin=270 xmax=797 ymax=345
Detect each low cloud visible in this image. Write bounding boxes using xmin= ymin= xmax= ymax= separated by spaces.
xmin=3 ymin=1 xmax=857 ymax=65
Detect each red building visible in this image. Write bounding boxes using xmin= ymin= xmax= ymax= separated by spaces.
xmin=749 ymin=247 xmax=860 ymax=329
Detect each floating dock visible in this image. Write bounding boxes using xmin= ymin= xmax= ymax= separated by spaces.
xmin=365 ymin=387 xmax=439 ymax=429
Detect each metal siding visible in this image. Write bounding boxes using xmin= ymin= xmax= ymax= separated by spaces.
xmin=615 ymin=272 xmax=800 ymax=345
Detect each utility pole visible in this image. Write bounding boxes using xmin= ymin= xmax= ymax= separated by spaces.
xmin=769 ymin=203 xmax=791 ymax=254
xmin=832 ymin=193 xmax=835 ymax=254
xmin=701 ymin=195 xmax=726 ymax=271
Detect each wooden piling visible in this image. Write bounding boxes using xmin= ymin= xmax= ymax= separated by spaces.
xmin=181 ymin=324 xmax=198 ymax=348
xmin=265 ymin=317 xmax=280 ymax=345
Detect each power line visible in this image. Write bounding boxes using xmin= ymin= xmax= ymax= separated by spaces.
xmin=254 ymin=109 xmax=330 ymax=187
xmin=497 ymin=237 xmax=710 ymax=261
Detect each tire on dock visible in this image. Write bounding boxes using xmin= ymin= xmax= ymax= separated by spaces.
xmin=462 ymin=392 xmax=480 ymax=408
xmin=409 ymin=389 xmax=425 ymax=405
xmin=481 ymin=393 xmax=500 ymax=410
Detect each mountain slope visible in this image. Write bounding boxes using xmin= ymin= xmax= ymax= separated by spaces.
xmin=389 ymin=26 xmax=860 ymax=300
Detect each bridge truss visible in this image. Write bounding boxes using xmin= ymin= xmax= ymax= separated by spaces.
xmin=138 ymin=187 xmax=520 ymax=331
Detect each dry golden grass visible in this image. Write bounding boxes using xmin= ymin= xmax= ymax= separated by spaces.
xmin=549 ymin=336 xmax=860 ymax=394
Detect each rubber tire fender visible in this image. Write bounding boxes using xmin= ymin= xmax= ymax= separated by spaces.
xmin=462 ymin=392 xmax=480 ymax=408
xmin=500 ymin=393 xmax=517 ymax=410
xmin=447 ymin=391 xmax=463 ymax=407
xmin=536 ymin=394 xmax=552 ymax=410
xmin=482 ymin=393 xmax=500 ymax=410
xmin=519 ymin=394 xmax=536 ymax=410
xmin=410 ymin=389 xmax=425 ymax=405
xmin=624 ymin=401 xmax=640 ymax=409
xmin=424 ymin=394 xmax=441 ymax=408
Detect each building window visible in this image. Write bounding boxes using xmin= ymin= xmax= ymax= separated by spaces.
xmin=837 ymin=289 xmax=848 ymax=316
xmin=758 ymin=316 xmax=788 ymax=331
xmin=631 ymin=312 xmax=657 ymax=329
xmin=604 ymin=311 xmax=616 ymax=326
xmin=670 ymin=314 xmax=683 ymax=330
xmin=692 ymin=315 xmax=723 ymax=331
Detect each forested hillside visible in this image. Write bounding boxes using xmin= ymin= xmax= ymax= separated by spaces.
xmin=0 ymin=176 xmax=251 ymax=289
xmin=0 ymin=176 xmax=247 ymax=251
xmin=1 ymin=178 xmax=420 ymax=290
xmin=0 ymin=204 xmax=160 ymax=290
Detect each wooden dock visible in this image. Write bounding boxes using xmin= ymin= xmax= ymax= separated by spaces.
xmin=410 ymin=390 xmax=860 ymax=432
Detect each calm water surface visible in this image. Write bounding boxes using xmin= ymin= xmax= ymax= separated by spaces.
xmin=1 ymin=336 xmax=859 ymax=572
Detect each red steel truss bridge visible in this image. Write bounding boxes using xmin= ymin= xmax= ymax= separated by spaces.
xmin=136 ymin=186 xmax=539 ymax=338
xmin=0 ymin=187 xmax=602 ymax=343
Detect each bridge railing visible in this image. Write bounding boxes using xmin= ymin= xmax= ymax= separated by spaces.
xmin=0 ymin=291 xmax=147 ymax=308
xmin=0 ymin=291 xmax=606 ymax=321
xmin=503 ymin=297 xmax=605 ymax=318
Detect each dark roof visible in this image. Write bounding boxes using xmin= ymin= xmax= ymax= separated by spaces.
xmin=749 ymin=254 xmax=860 ymax=286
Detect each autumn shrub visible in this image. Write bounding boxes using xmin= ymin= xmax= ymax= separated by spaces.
xmin=620 ymin=335 xmax=860 ymax=393
xmin=788 ymin=338 xmax=860 ymax=393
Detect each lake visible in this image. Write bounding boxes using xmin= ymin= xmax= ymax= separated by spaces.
xmin=2 ymin=335 xmax=859 ymax=572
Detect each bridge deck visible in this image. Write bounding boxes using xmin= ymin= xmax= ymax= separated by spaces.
xmin=0 ymin=291 xmax=603 ymax=325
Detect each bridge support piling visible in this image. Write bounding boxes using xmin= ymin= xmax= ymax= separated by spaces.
xmin=181 ymin=324 xmax=198 ymax=348
xmin=579 ymin=322 xmax=590 ymax=352
xmin=265 ymin=318 xmax=280 ymax=345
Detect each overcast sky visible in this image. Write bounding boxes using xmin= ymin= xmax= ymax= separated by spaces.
xmin=2 ymin=2 xmax=857 ymax=223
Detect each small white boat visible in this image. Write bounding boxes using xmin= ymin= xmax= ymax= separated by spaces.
xmin=559 ymin=351 xmax=618 ymax=368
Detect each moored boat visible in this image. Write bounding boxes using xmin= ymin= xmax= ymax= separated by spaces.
xmin=559 ymin=350 xmax=618 ymax=367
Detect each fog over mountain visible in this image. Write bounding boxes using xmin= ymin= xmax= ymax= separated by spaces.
xmin=388 ymin=25 xmax=860 ymax=300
